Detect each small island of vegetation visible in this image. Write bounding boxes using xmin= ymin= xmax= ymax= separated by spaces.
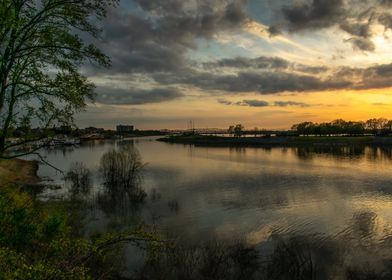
xmin=158 ymin=118 xmax=392 ymax=147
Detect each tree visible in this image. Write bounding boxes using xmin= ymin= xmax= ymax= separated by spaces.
xmin=228 ymin=125 xmax=235 ymax=136
xmin=292 ymin=122 xmax=315 ymax=136
xmin=0 ymin=0 xmax=118 ymax=158
xmin=365 ymin=118 xmax=388 ymax=135
xmin=331 ymin=119 xmax=347 ymax=134
xmin=383 ymin=120 xmax=392 ymax=135
xmin=233 ymin=124 xmax=244 ymax=137
xmin=346 ymin=121 xmax=365 ymax=135
xmin=100 ymin=147 xmax=146 ymax=202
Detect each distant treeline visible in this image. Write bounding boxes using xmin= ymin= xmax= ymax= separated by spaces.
xmin=291 ymin=118 xmax=392 ymax=136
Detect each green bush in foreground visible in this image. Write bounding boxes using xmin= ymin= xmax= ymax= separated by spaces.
xmin=0 ymin=188 xmax=159 ymax=280
xmin=0 ymin=188 xmax=91 ymax=279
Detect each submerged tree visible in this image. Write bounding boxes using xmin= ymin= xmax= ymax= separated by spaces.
xmin=65 ymin=162 xmax=91 ymax=198
xmin=0 ymin=0 xmax=118 ymax=158
xmin=100 ymin=147 xmax=146 ymax=202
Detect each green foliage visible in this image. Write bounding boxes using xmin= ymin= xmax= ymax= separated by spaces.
xmin=0 ymin=188 xmax=93 ymax=279
xmin=0 ymin=188 xmax=158 ymax=279
xmin=0 ymin=189 xmax=38 ymax=249
xmin=292 ymin=119 xmax=368 ymax=136
xmin=292 ymin=118 xmax=392 ymax=136
xmin=0 ymin=0 xmax=118 ymax=157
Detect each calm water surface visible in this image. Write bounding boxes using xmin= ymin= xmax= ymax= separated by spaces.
xmin=33 ymin=137 xmax=392 ymax=272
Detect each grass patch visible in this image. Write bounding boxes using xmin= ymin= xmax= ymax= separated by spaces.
xmin=0 ymin=159 xmax=39 ymax=187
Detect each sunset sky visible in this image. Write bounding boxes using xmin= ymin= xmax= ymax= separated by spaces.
xmin=78 ymin=0 xmax=392 ymax=130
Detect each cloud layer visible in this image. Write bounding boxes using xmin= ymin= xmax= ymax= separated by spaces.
xmin=218 ymin=99 xmax=312 ymax=108
xmin=96 ymin=87 xmax=183 ymax=105
xmin=268 ymin=0 xmax=392 ymax=51
xmin=82 ymin=0 xmax=392 ymax=109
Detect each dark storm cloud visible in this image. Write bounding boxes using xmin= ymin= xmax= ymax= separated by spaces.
xmin=267 ymin=25 xmax=282 ymax=36
xmin=295 ymin=65 xmax=329 ymax=74
xmin=204 ymin=56 xmax=290 ymax=70
xmin=152 ymin=58 xmax=392 ymax=94
xmin=378 ymin=12 xmax=392 ymax=29
xmin=88 ymin=11 xmax=186 ymax=74
xmin=282 ymin=0 xmax=345 ymax=30
xmin=85 ymin=0 xmax=392 ymax=100
xmin=215 ymin=72 xmax=334 ymax=93
xmin=204 ymin=56 xmax=328 ymax=74
xmin=87 ymin=0 xmax=249 ymax=75
xmin=267 ymin=0 xmax=392 ymax=51
xmin=333 ymin=62 xmax=392 ymax=89
xmin=153 ymin=68 xmax=349 ymax=94
xmin=95 ymin=87 xmax=184 ymax=105
xmin=339 ymin=21 xmax=372 ymax=38
xmin=346 ymin=37 xmax=375 ymax=51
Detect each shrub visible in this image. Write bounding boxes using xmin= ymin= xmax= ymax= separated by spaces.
xmin=100 ymin=147 xmax=146 ymax=202
xmin=65 ymin=162 xmax=91 ymax=198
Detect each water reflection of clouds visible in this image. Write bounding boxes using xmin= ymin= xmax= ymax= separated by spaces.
xmin=34 ymin=139 xmax=392 ymax=272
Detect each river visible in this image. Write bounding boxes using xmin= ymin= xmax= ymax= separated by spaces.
xmin=32 ymin=137 xmax=392 ymax=276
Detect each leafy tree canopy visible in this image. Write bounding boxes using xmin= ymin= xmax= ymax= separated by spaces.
xmin=0 ymin=0 xmax=118 ymax=158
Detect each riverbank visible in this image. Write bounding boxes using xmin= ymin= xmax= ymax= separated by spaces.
xmin=157 ymin=135 xmax=392 ymax=147
xmin=0 ymin=158 xmax=40 ymax=187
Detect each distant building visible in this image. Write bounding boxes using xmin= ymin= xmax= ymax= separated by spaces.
xmin=116 ymin=124 xmax=134 ymax=134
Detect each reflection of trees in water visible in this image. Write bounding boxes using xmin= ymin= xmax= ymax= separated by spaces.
xmin=61 ymin=146 xmax=147 ymax=231
xmin=134 ymin=208 xmax=392 ymax=279
xmin=365 ymin=146 xmax=392 ymax=162
xmin=116 ymin=139 xmax=135 ymax=148
xmin=228 ymin=146 xmax=248 ymax=162
xmin=135 ymin=239 xmax=259 ymax=280
xmin=292 ymin=145 xmax=392 ymax=162
xmin=45 ymin=146 xmax=76 ymax=157
xmin=65 ymin=162 xmax=91 ymax=200
xmin=168 ymin=199 xmax=180 ymax=214
xmin=293 ymin=146 xmax=366 ymax=161
xmin=263 ymin=210 xmax=392 ymax=280
xmin=94 ymin=190 xmax=144 ymax=230
xmin=81 ymin=139 xmax=113 ymax=148
xmin=350 ymin=211 xmax=377 ymax=241
xmin=186 ymin=145 xmax=195 ymax=159
xmin=222 ymin=145 xmax=392 ymax=163
xmin=95 ymin=146 xmax=147 ymax=229
xmin=265 ymin=235 xmax=343 ymax=280
xmin=100 ymin=146 xmax=146 ymax=201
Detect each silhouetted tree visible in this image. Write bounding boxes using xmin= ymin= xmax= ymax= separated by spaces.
xmin=292 ymin=122 xmax=315 ymax=136
xmin=228 ymin=125 xmax=235 ymax=136
xmin=65 ymin=162 xmax=91 ymax=198
xmin=292 ymin=119 xmax=369 ymax=136
xmin=234 ymin=124 xmax=244 ymax=137
xmin=100 ymin=147 xmax=146 ymax=202
xmin=383 ymin=120 xmax=392 ymax=135
xmin=0 ymin=0 xmax=118 ymax=157
xmin=346 ymin=121 xmax=365 ymax=135
xmin=365 ymin=118 xmax=388 ymax=135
